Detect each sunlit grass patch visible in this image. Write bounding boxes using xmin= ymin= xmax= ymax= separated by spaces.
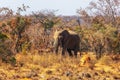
xmin=0 ymin=51 xmax=120 ymax=80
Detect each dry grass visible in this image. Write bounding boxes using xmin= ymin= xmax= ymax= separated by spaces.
xmin=0 ymin=52 xmax=120 ymax=80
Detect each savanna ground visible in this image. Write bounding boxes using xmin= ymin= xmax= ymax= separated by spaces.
xmin=0 ymin=51 xmax=120 ymax=80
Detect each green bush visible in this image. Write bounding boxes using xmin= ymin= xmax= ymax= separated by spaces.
xmin=0 ymin=33 xmax=15 ymax=64
xmin=2 ymin=23 xmax=6 ymax=27
xmin=75 ymin=24 xmax=120 ymax=58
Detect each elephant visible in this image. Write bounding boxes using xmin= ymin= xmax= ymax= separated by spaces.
xmin=53 ymin=29 xmax=81 ymax=57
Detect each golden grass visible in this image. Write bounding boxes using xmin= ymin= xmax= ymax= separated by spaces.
xmin=0 ymin=52 xmax=120 ymax=80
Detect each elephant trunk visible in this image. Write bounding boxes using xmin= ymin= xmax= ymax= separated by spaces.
xmin=53 ymin=39 xmax=59 ymax=54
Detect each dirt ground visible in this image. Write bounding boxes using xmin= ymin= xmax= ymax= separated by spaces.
xmin=0 ymin=52 xmax=120 ymax=80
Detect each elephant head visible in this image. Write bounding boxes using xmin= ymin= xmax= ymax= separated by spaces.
xmin=53 ymin=30 xmax=69 ymax=54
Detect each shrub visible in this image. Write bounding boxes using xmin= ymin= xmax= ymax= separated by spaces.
xmin=0 ymin=33 xmax=15 ymax=63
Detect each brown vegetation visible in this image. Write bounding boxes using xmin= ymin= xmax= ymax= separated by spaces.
xmin=0 ymin=0 xmax=120 ymax=79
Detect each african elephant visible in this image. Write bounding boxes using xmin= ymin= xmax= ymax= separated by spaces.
xmin=53 ymin=30 xmax=80 ymax=57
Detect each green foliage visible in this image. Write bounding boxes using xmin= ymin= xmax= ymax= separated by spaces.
xmin=2 ymin=23 xmax=6 ymax=27
xmin=75 ymin=23 xmax=120 ymax=57
xmin=7 ymin=20 xmax=11 ymax=26
xmin=9 ymin=56 xmax=16 ymax=66
xmin=16 ymin=17 xmax=26 ymax=33
xmin=22 ymin=42 xmax=31 ymax=55
xmin=0 ymin=16 xmax=30 ymax=63
xmin=33 ymin=10 xmax=59 ymax=31
xmin=0 ymin=33 xmax=8 ymax=40
xmin=0 ymin=33 xmax=15 ymax=64
xmin=11 ymin=16 xmax=30 ymax=53
xmin=0 ymin=43 xmax=13 ymax=63
xmin=45 ymin=20 xmax=54 ymax=29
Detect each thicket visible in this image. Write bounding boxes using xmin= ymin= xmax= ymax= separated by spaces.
xmin=0 ymin=5 xmax=31 ymax=64
xmin=76 ymin=0 xmax=120 ymax=58
xmin=75 ymin=23 xmax=120 ymax=59
xmin=0 ymin=0 xmax=120 ymax=64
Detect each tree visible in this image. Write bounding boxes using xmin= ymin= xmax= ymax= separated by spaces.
xmin=32 ymin=10 xmax=59 ymax=33
xmin=76 ymin=0 xmax=120 ymax=57
xmin=77 ymin=0 xmax=120 ymax=28
xmin=76 ymin=8 xmax=92 ymax=27
xmin=88 ymin=0 xmax=120 ymax=27
xmin=0 ymin=7 xmax=13 ymax=20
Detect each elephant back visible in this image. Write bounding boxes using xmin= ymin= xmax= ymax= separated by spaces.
xmin=68 ymin=30 xmax=78 ymax=35
xmin=53 ymin=29 xmax=79 ymax=41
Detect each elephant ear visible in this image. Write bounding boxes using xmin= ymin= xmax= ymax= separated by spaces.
xmin=54 ymin=30 xmax=60 ymax=40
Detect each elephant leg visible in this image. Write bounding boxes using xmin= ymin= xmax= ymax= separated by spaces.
xmin=55 ymin=48 xmax=58 ymax=54
xmin=74 ymin=50 xmax=78 ymax=57
xmin=62 ymin=48 xmax=66 ymax=56
xmin=67 ymin=49 xmax=73 ymax=56
xmin=55 ymin=46 xmax=59 ymax=54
